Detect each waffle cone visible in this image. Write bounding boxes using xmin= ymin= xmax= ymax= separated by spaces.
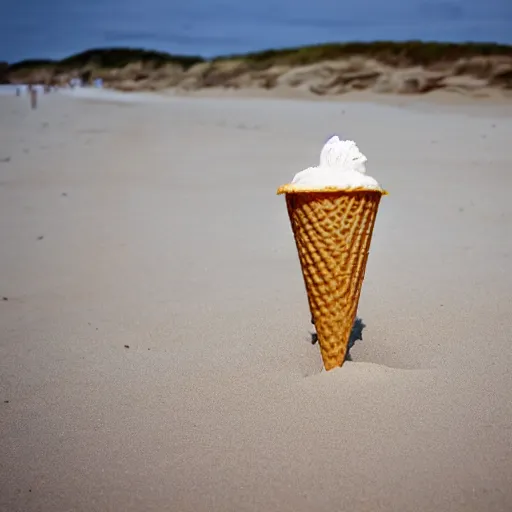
xmin=283 ymin=189 xmax=383 ymax=370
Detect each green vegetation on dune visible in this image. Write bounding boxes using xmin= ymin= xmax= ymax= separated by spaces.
xmin=7 ymin=48 xmax=204 ymax=73
xmin=6 ymin=41 xmax=512 ymax=72
xmin=0 ymin=61 xmax=8 ymax=83
xmin=57 ymin=48 xmax=204 ymax=70
xmin=219 ymin=41 xmax=512 ymax=67
xmin=7 ymin=59 xmax=56 ymax=72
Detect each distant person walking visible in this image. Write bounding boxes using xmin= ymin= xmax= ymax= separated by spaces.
xmin=29 ymin=85 xmax=37 ymax=109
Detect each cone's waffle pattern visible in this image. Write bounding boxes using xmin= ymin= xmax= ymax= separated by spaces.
xmin=285 ymin=191 xmax=382 ymax=370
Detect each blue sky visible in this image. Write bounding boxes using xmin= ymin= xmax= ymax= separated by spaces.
xmin=1 ymin=0 xmax=511 ymax=62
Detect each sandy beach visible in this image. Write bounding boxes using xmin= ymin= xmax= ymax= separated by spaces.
xmin=1 ymin=89 xmax=511 ymax=511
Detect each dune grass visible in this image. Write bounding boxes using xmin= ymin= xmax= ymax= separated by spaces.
xmin=7 ymin=48 xmax=204 ymax=73
xmin=217 ymin=41 xmax=512 ymax=68
xmin=6 ymin=41 xmax=512 ymax=75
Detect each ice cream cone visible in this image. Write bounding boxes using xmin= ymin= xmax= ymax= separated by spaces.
xmin=278 ymin=187 xmax=384 ymax=370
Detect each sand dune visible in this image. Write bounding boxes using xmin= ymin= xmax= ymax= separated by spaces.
xmin=1 ymin=91 xmax=511 ymax=511
xmin=5 ymin=45 xmax=512 ymax=101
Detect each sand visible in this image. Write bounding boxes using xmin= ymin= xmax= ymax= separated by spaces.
xmin=1 ymin=89 xmax=512 ymax=512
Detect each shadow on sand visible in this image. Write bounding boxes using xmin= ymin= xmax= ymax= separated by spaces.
xmin=310 ymin=316 xmax=366 ymax=363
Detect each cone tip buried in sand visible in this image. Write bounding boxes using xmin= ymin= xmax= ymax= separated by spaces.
xmin=277 ymin=135 xmax=387 ymax=195
xmin=278 ymin=136 xmax=387 ymax=371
